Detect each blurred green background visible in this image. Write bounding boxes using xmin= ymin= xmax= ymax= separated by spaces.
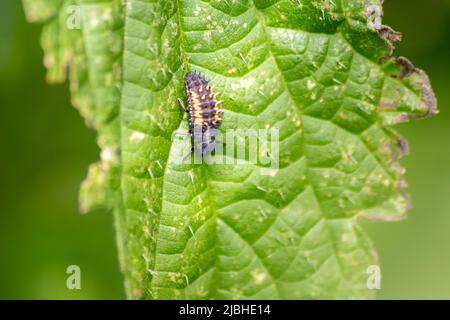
xmin=0 ymin=0 xmax=449 ymax=299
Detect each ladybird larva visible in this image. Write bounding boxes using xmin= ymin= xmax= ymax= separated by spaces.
xmin=178 ymin=72 xmax=223 ymax=157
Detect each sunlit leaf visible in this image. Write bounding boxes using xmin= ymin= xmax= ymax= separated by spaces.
xmin=24 ymin=0 xmax=437 ymax=299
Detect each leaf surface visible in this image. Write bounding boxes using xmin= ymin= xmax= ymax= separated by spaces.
xmin=24 ymin=0 xmax=437 ymax=299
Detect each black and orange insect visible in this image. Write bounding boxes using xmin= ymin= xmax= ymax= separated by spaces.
xmin=178 ymin=72 xmax=223 ymax=157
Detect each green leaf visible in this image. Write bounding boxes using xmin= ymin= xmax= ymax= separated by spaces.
xmin=24 ymin=0 xmax=437 ymax=299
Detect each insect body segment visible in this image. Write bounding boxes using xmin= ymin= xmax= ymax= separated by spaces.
xmin=179 ymin=72 xmax=223 ymax=157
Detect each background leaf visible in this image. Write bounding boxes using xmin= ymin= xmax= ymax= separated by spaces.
xmin=23 ymin=0 xmax=437 ymax=299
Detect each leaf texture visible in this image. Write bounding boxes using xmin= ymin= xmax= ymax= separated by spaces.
xmin=24 ymin=0 xmax=437 ymax=299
